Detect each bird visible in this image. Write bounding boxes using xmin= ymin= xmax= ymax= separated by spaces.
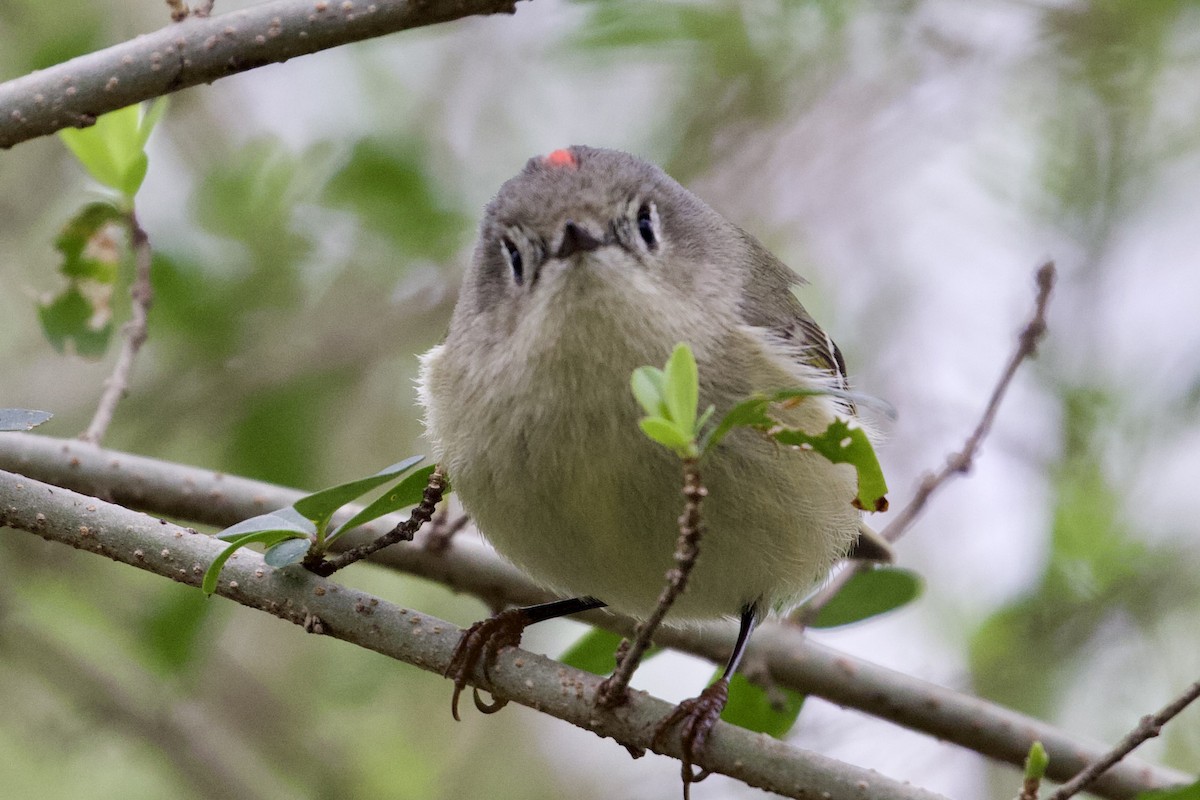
xmin=417 ymin=144 xmax=887 ymax=791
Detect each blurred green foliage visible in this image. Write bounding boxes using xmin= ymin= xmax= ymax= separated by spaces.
xmin=2 ymin=1 xmax=1200 ymax=798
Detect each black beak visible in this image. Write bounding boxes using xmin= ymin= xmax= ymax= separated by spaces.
xmin=556 ymin=221 xmax=603 ymax=259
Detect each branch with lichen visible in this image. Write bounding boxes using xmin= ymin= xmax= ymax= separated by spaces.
xmin=0 ymin=466 xmax=950 ymax=800
xmin=0 ymin=431 xmax=1188 ymax=800
xmin=0 ymin=0 xmax=523 ymax=150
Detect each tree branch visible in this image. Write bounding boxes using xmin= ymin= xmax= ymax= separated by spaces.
xmin=1048 ymin=679 xmax=1200 ymax=800
xmin=0 ymin=467 xmax=950 ymax=800
xmin=0 ymin=0 xmax=522 ymax=150
xmin=0 ymin=433 xmax=1188 ymax=798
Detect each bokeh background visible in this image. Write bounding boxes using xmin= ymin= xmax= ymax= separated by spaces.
xmin=2 ymin=1 xmax=1199 ymax=797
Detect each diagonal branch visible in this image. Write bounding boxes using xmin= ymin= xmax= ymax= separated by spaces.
xmin=877 ymin=261 xmax=1056 ymax=545
xmin=1048 ymin=679 xmax=1200 ymax=800
xmin=795 ymin=262 xmax=1056 ymax=625
xmin=0 ymin=431 xmax=1188 ymax=799
xmin=0 ymin=0 xmax=523 ymax=149
xmin=0 ymin=467 xmax=949 ymax=800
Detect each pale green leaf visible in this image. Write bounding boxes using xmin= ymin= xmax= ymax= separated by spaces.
xmin=639 ymin=417 xmax=695 ymax=456
xmin=631 ymin=366 xmax=667 ymax=418
xmin=663 ymin=343 xmax=698 ymax=433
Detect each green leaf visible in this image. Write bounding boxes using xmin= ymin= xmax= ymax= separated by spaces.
xmin=771 ymin=418 xmax=888 ymax=512
xmin=663 ymin=343 xmax=699 ymax=433
xmin=264 ymin=537 xmax=312 ymax=568
xmin=1023 ymin=740 xmax=1049 ymax=782
xmin=327 ymin=464 xmax=440 ymax=544
xmin=703 ymin=388 xmax=825 ymax=453
xmin=808 ymin=566 xmax=922 ymax=628
xmin=720 ymin=670 xmax=805 ymax=738
xmin=202 ymin=529 xmax=307 ymax=595
xmin=59 ymin=102 xmax=159 ymax=199
xmin=1137 ymin=780 xmax=1200 ymax=800
xmin=215 ymin=510 xmax=315 ymax=541
xmin=38 ymin=285 xmax=113 ymax=357
xmin=639 ymin=417 xmax=696 ymax=457
xmin=631 ymin=366 xmax=668 ymax=418
xmin=558 ymin=628 xmax=662 ymax=675
xmin=292 ymin=455 xmax=425 ymax=532
xmin=0 ymin=409 xmax=53 ymax=431
xmin=55 ymin=201 xmax=125 ymax=282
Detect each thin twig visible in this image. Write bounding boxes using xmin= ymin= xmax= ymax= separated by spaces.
xmin=793 ymin=262 xmax=1057 ymax=626
xmin=880 ymin=261 xmax=1056 ymax=544
xmin=80 ymin=210 xmax=154 ymax=445
xmin=423 ymin=508 xmax=469 ymax=553
xmin=1047 ymin=679 xmax=1200 ymax=800
xmin=194 ymin=0 xmax=215 ymax=16
xmin=597 ymin=458 xmax=706 ymax=708
xmin=305 ymin=467 xmax=446 ymax=576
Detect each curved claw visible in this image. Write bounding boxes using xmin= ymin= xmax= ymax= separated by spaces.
xmin=473 ymin=687 xmax=509 ymax=714
xmin=443 ymin=608 xmax=531 ymax=720
xmin=652 ymin=678 xmax=730 ymax=796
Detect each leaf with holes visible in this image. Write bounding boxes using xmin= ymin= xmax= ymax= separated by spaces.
xmin=771 ymin=418 xmax=888 ymax=512
xmin=38 ymin=285 xmax=113 ymax=357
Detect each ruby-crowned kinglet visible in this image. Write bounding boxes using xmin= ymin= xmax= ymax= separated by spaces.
xmin=418 ymin=147 xmax=883 ymax=770
xmin=420 ymin=145 xmax=869 ymax=620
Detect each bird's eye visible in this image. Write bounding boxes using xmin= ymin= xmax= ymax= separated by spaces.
xmin=501 ymin=237 xmax=523 ymax=284
xmin=636 ymin=203 xmax=658 ymax=250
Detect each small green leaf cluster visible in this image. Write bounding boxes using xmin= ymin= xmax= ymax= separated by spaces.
xmin=59 ymin=101 xmax=164 ymax=203
xmin=631 ymin=343 xmax=889 ymax=512
xmin=201 ymin=457 xmax=434 ymax=595
xmin=631 ymin=343 xmax=711 ymax=459
xmin=42 ymin=102 xmax=164 ymax=357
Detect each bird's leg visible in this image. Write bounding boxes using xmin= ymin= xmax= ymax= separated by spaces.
xmin=653 ymin=603 xmax=760 ymax=794
xmin=445 ymin=596 xmax=606 ymax=720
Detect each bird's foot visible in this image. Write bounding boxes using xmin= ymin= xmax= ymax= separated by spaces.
xmin=652 ymin=678 xmax=730 ymax=797
xmin=444 ymin=607 xmax=530 ymax=720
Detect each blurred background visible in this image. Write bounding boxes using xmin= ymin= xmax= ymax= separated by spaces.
xmin=2 ymin=0 xmax=1199 ymax=797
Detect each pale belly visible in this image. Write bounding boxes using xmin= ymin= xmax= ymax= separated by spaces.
xmin=426 ymin=357 xmax=859 ymax=620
